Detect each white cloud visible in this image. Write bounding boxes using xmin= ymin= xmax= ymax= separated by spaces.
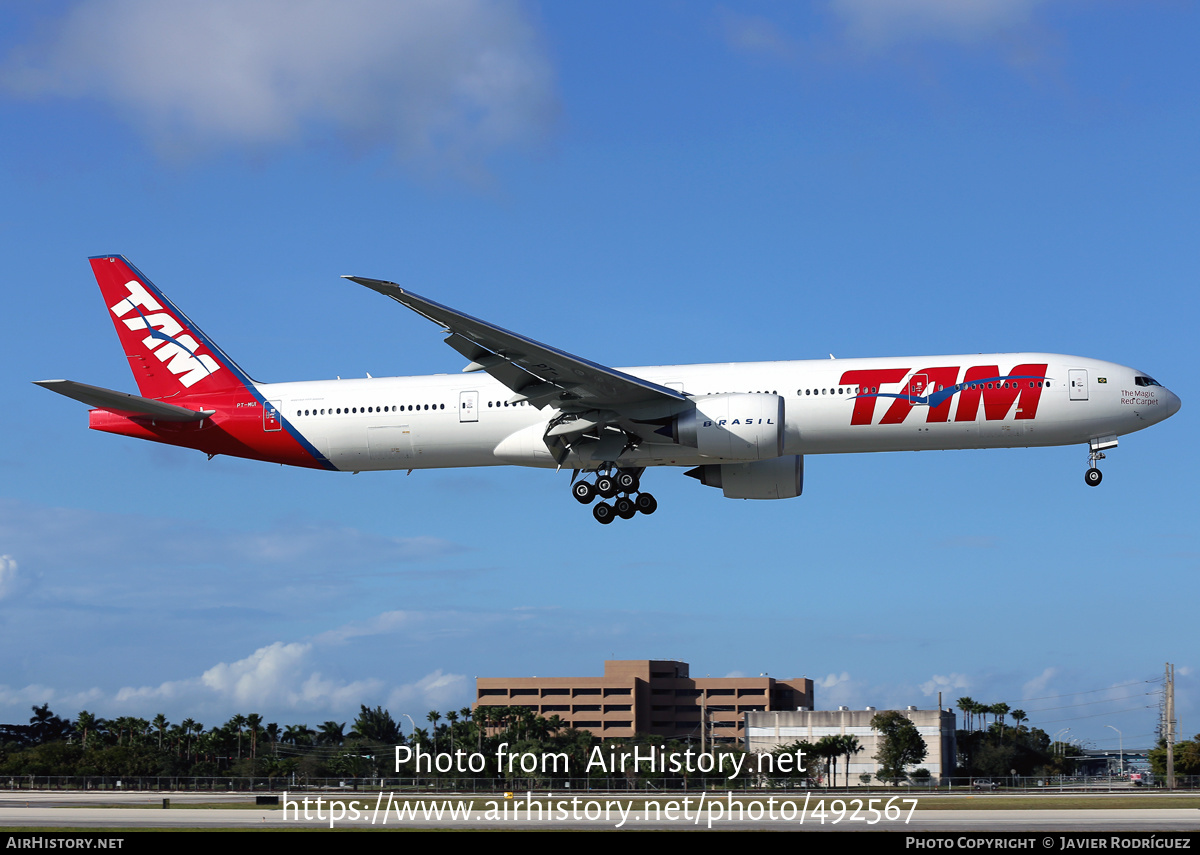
xmin=919 ymin=672 xmax=970 ymax=696
xmin=817 ymin=671 xmax=852 ymax=689
xmin=110 ymin=616 xmax=468 ymax=718
xmin=111 ymin=639 xmax=415 ymax=714
xmin=388 ymin=670 xmax=466 ymax=712
xmin=0 ymin=683 xmax=60 ymax=708
xmin=0 ymin=555 xmax=17 ymax=600
xmin=1022 ymin=666 xmax=1058 ymax=697
xmin=2 ymin=0 xmax=557 ymax=169
xmin=199 ymin=642 xmax=326 ymax=708
xmin=831 ymin=0 xmax=1045 ymax=47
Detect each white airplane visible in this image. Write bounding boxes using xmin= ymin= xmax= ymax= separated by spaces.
xmin=37 ymin=256 xmax=1181 ymax=523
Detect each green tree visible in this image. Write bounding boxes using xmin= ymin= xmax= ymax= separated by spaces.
xmin=427 ymin=710 xmax=442 ymax=752
xmin=229 ymin=714 xmax=247 ymax=759
xmin=814 ymin=735 xmax=840 ymax=788
xmin=353 ymin=705 xmax=401 ymax=744
xmin=1149 ymin=734 xmax=1200 ymax=778
xmin=840 ymin=734 xmax=863 ymax=788
xmin=246 ymin=713 xmax=263 ymax=761
xmin=74 ymin=711 xmax=100 ymax=752
xmin=318 ymin=721 xmax=346 ymax=747
xmin=445 ymin=710 xmax=459 ymax=754
xmin=871 ymin=711 xmax=927 ymax=785
xmin=152 ymin=714 xmax=169 ymax=750
xmin=180 ymin=719 xmax=196 ymax=762
xmin=761 ymin=739 xmax=816 ymax=787
xmin=283 ymin=724 xmax=314 ymax=746
xmin=29 ymin=704 xmax=72 ymax=744
xmin=992 ymin=702 xmax=1010 ymax=731
xmin=956 ymin=697 xmax=975 ymax=732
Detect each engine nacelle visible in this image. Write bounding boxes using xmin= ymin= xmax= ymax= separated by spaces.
xmin=685 ymin=455 xmax=804 ymax=500
xmin=674 ymin=393 xmax=785 ymax=460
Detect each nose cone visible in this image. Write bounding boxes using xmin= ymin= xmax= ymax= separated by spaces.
xmin=1166 ymin=389 xmax=1182 ymax=418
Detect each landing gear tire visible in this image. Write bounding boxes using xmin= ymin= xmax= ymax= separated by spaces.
xmin=593 ymin=502 xmax=615 ymax=524
xmin=615 ymin=471 xmax=639 ymax=493
xmin=595 ymin=475 xmax=616 ymax=499
xmin=572 ymin=480 xmax=596 ymax=504
xmin=635 ymin=493 xmax=658 ymax=515
xmin=615 ymin=496 xmax=636 ymax=519
xmin=1085 ymin=467 xmax=1103 ymax=487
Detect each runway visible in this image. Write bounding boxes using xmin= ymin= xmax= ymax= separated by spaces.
xmin=2 ymin=791 xmax=1198 ymax=831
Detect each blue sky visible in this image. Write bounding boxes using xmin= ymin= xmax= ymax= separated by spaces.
xmin=0 ymin=1 xmax=1194 ymax=752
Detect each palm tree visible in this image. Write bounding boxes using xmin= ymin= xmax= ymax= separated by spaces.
xmin=972 ymin=701 xmax=989 ymax=731
xmin=246 ymin=714 xmax=263 ymax=760
xmin=265 ymin=722 xmax=281 ymax=756
xmin=318 ymin=721 xmax=346 ymax=746
xmin=991 ymin=703 xmax=1010 ymax=737
xmin=474 ymin=706 xmax=489 ymax=752
xmin=75 ymin=710 xmax=98 ymax=752
xmin=230 ymin=714 xmax=247 ymax=759
xmin=815 ymin=735 xmax=840 ymax=789
xmin=284 ymin=724 xmax=314 ymax=746
xmin=29 ymin=704 xmax=70 ymax=743
xmin=1010 ymin=709 xmax=1027 ymax=731
xmin=152 ymin=714 xmax=168 ymax=750
xmin=957 ymin=697 xmax=975 ymax=732
xmin=180 ymin=718 xmax=197 ymax=761
xmin=427 ymin=711 xmax=442 ymax=752
xmin=840 ymin=735 xmax=863 ymax=788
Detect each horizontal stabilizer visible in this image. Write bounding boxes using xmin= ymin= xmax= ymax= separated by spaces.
xmin=33 ymin=380 xmax=215 ymax=422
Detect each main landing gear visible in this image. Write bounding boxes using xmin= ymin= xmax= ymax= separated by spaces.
xmin=571 ymin=467 xmax=657 ymax=524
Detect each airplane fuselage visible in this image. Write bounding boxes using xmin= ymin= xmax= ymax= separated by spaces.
xmin=44 ymin=257 xmax=1180 ymax=521
xmin=88 ymin=352 xmax=1177 ymax=471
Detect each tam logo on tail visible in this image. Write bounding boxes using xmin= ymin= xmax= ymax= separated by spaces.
xmin=89 ymin=256 xmax=252 ymax=400
xmin=109 ymin=279 xmax=220 ymax=388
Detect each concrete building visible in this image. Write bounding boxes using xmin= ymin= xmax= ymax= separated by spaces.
xmin=475 ymin=659 xmax=814 ymax=742
xmin=744 ymin=707 xmax=957 ymax=784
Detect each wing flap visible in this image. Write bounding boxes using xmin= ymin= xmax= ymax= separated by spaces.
xmin=34 ymin=380 xmax=215 ymax=422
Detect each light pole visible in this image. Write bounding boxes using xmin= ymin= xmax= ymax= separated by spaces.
xmin=1106 ymin=725 xmax=1123 ymax=776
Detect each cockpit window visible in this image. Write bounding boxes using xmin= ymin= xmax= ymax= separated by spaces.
xmin=1134 ymin=376 xmax=1162 ymax=387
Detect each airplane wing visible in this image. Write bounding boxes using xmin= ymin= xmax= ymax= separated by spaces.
xmin=344 ymin=277 xmax=689 ymax=413
xmin=33 ymin=379 xmax=215 ymax=422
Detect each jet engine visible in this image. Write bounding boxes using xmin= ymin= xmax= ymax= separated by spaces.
xmin=685 ymin=455 xmax=804 ymax=499
xmin=672 ymin=393 xmax=785 ymax=460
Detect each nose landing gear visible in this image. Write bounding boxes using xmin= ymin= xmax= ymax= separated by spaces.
xmin=1085 ymin=436 xmax=1117 ymax=487
xmin=571 ymin=467 xmax=656 ymax=524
